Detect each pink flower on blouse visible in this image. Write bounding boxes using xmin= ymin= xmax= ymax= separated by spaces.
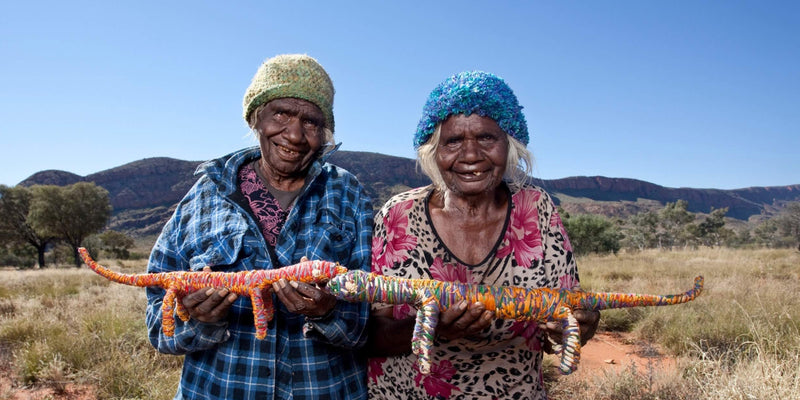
xmin=392 ymin=304 xmax=416 ymax=320
xmin=509 ymin=321 xmax=543 ymax=351
xmin=375 ymin=200 xmax=417 ymax=268
xmin=496 ymin=190 xmax=544 ymax=267
xmin=559 ymin=274 xmax=580 ymax=290
xmin=414 ymin=359 xmax=460 ymax=398
xmin=368 ymin=357 xmax=387 ymax=384
xmin=550 ymin=209 xmax=573 ymax=253
xmin=430 ymin=257 xmax=473 ymax=283
xmin=371 ymin=237 xmax=386 ymax=274
xmin=239 ymin=173 xmax=262 ymax=195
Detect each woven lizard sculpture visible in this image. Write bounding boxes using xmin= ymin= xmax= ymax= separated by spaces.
xmin=327 ymin=270 xmax=703 ymax=375
xmin=78 ymin=247 xmax=347 ymax=339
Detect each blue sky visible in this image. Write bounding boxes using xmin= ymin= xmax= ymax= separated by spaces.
xmin=1 ymin=1 xmax=797 ymax=190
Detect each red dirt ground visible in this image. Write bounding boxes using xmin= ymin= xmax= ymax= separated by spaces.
xmin=0 ymin=367 xmax=96 ymax=400
xmin=556 ymin=330 xmax=676 ymax=379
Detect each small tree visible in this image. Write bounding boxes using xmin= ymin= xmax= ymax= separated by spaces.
xmin=563 ymin=213 xmax=622 ymax=256
xmin=692 ymin=207 xmax=734 ymax=248
xmin=725 ymin=227 xmax=752 ymax=249
xmin=28 ymin=183 xmax=112 ymax=267
xmin=623 ymin=210 xmax=659 ymax=250
xmin=657 ymin=200 xmax=695 ymax=249
xmin=0 ymin=185 xmax=55 ymax=268
xmin=97 ymin=230 xmax=135 ymax=259
xmin=753 ymin=219 xmax=782 ymax=248
xmin=775 ymin=202 xmax=800 ymax=251
xmin=0 ymin=242 xmax=37 ymax=268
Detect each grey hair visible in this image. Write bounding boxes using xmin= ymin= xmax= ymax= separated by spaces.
xmin=416 ymin=123 xmax=533 ymax=192
xmin=247 ymin=103 xmax=335 ymax=146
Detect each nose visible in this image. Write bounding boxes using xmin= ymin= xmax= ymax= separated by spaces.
xmin=459 ymin=138 xmax=482 ymax=162
xmin=283 ymin=118 xmax=306 ymax=144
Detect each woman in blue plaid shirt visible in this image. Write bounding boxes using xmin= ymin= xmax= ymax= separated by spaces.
xmin=146 ymin=54 xmax=373 ymax=399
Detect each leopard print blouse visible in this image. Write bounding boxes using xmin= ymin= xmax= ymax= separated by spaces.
xmin=368 ymin=183 xmax=579 ymax=400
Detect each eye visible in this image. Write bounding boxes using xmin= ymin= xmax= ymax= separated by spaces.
xmin=272 ymin=111 xmax=290 ymax=124
xmin=478 ymin=133 xmax=499 ymax=142
xmin=302 ymin=118 xmax=322 ymax=131
xmin=443 ymin=136 xmax=463 ymax=149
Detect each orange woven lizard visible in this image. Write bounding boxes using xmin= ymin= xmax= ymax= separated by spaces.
xmin=78 ymin=247 xmax=347 ymax=339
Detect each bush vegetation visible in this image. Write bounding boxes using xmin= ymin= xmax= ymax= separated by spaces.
xmin=4 ymin=181 xmax=799 ymax=268
xmin=560 ymin=200 xmax=800 ymax=255
xmin=0 ymin=248 xmax=796 ymax=398
xmin=545 ymin=247 xmax=800 ymax=400
xmin=0 ymin=259 xmax=181 ymax=398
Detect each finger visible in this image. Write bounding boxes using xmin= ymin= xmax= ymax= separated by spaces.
xmin=183 ymin=288 xmax=215 ymax=309
xmin=290 ymin=281 xmax=322 ymax=302
xmin=545 ymin=321 xmax=562 ymax=333
xmin=466 ymin=310 xmax=494 ymax=334
xmin=467 ymin=302 xmax=486 ymax=318
xmin=542 ymin=321 xmax=564 ymax=344
xmin=477 ymin=310 xmax=494 ymax=327
xmin=272 ymin=279 xmax=293 ymax=304
xmin=202 ymin=266 xmax=213 ymax=272
xmin=273 ymin=279 xmax=308 ymax=313
xmin=538 ymin=321 xmax=562 ymax=333
xmin=453 ymin=303 xmax=485 ymax=330
xmin=206 ymin=292 xmax=238 ymax=320
xmin=439 ymin=301 xmax=467 ymax=326
xmin=195 ymin=288 xmax=231 ymax=315
xmin=291 ymin=281 xmax=337 ymax=317
xmin=538 ymin=322 xmax=548 ymax=332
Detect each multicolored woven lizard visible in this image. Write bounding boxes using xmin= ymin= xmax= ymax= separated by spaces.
xmin=327 ymin=270 xmax=704 ymax=375
xmin=78 ymin=247 xmax=347 ymax=340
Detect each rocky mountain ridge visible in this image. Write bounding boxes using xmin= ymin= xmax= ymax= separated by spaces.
xmin=19 ymin=151 xmax=800 ymax=236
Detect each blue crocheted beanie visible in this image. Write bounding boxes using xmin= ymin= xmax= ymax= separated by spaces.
xmin=414 ymin=71 xmax=529 ymax=149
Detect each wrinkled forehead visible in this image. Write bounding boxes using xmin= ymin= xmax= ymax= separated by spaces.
xmin=263 ymin=98 xmax=324 ymax=118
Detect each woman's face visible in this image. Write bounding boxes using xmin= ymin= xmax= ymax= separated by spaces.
xmin=436 ymin=114 xmax=509 ymax=197
xmin=255 ymin=98 xmax=325 ymax=181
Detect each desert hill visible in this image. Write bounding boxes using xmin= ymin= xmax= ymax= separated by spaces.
xmin=19 ymin=151 xmax=800 ymax=236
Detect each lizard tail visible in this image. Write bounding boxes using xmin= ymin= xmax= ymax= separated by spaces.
xmin=576 ymin=275 xmax=704 ymax=310
xmin=78 ymin=247 xmax=156 ymax=286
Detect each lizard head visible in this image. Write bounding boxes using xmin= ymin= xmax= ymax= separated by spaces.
xmin=334 ymin=265 xmax=348 ymax=276
xmin=304 ymin=260 xmax=348 ymax=283
xmin=327 ymin=270 xmax=366 ymax=300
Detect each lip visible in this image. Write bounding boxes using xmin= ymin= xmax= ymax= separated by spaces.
xmin=275 ymin=143 xmax=305 ymax=159
xmin=454 ymin=170 xmax=488 ymax=181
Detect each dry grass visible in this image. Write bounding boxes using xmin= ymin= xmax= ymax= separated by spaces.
xmin=0 ymin=259 xmax=181 ymax=399
xmin=0 ymin=249 xmax=798 ymax=399
xmin=546 ymin=248 xmax=800 ymax=400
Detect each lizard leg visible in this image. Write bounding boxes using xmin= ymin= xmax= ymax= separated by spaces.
xmin=175 ymin=293 xmax=190 ymax=322
xmin=251 ymin=289 xmax=268 ymax=340
xmin=557 ymin=306 xmax=581 ymax=375
xmin=162 ymin=289 xmax=177 ymax=337
xmin=412 ymin=298 xmax=440 ymax=375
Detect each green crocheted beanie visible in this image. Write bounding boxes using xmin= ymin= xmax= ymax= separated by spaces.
xmin=243 ymin=54 xmax=335 ymax=132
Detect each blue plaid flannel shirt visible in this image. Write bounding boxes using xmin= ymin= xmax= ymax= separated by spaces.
xmin=146 ymin=146 xmax=372 ymax=399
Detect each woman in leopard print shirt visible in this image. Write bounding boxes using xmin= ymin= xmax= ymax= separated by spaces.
xmin=366 ymin=71 xmax=600 ymax=400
